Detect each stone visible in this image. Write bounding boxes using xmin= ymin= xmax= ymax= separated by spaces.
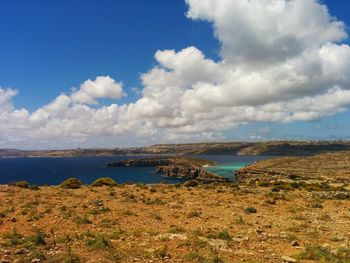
xmin=322 ymin=243 xmax=331 ymax=249
xmin=10 ymin=217 xmax=17 ymax=222
xmin=281 ymin=255 xmax=297 ymax=263
xmin=31 ymin=259 xmax=41 ymax=263
xmin=14 ymin=248 xmax=26 ymax=254
xmin=291 ymin=240 xmax=300 ymax=246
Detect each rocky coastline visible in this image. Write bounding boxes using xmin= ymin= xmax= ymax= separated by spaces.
xmin=106 ymin=157 xmax=229 ymax=182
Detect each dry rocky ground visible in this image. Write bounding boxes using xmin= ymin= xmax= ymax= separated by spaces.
xmin=1 ymin=152 xmax=350 ymax=262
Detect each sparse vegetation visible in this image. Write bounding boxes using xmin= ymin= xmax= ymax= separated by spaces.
xmin=15 ymin=180 xmax=30 ymax=188
xmin=91 ymin=177 xmax=118 ymax=187
xmin=244 ymin=207 xmax=257 ymax=214
xmin=1 ymin=151 xmax=350 ymax=262
xmin=60 ymin=178 xmax=83 ymax=189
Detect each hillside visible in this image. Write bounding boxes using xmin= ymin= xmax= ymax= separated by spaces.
xmin=1 ymin=152 xmax=350 ymax=262
xmin=2 ymin=141 xmax=350 ymax=157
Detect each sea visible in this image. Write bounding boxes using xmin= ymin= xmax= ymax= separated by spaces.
xmin=0 ymin=155 xmax=272 ymax=185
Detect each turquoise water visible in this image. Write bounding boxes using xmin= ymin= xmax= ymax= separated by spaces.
xmin=198 ymin=155 xmax=273 ymax=180
xmin=205 ymin=163 xmax=248 ymax=178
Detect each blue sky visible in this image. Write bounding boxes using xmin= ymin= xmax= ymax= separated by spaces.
xmin=0 ymin=0 xmax=219 ymax=110
xmin=1 ymin=0 xmax=350 ymax=149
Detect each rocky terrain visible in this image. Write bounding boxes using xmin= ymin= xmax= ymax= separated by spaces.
xmin=106 ymin=157 xmax=227 ymax=182
xmin=236 ymin=151 xmax=350 ymax=184
xmin=2 ymin=141 xmax=350 ymax=157
xmin=0 ymin=152 xmax=350 ymax=262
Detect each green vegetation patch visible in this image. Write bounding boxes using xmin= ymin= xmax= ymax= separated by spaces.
xmin=91 ymin=177 xmax=118 ymax=187
xmin=60 ymin=178 xmax=83 ymax=189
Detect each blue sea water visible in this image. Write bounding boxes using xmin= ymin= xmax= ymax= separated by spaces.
xmin=0 ymin=155 xmax=272 ymax=185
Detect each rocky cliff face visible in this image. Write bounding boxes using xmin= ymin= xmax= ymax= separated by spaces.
xmin=156 ymin=165 xmax=228 ymax=182
xmin=106 ymin=157 xmax=228 ymax=182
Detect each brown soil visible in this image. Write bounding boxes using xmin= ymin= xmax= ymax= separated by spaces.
xmin=0 ymin=152 xmax=350 ymax=262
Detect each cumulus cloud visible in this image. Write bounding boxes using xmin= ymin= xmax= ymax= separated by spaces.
xmin=1 ymin=0 xmax=350 ymax=148
xmin=71 ymin=76 xmax=123 ymax=104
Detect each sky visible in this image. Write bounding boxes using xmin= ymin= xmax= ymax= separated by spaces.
xmin=1 ymin=0 xmax=350 ymax=149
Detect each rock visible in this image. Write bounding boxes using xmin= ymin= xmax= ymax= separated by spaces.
xmin=10 ymin=217 xmax=17 ymax=222
xmin=291 ymin=240 xmax=300 ymax=246
xmin=206 ymin=238 xmax=232 ymax=252
xmin=281 ymin=255 xmax=297 ymax=263
xmin=15 ymin=248 xmax=28 ymax=254
xmin=1 ymin=259 xmax=11 ymax=263
xmin=31 ymin=259 xmax=41 ymax=263
xmin=3 ymin=250 xmax=10 ymax=255
xmin=322 ymin=243 xmax=331 ymax=249
xmin=106 ymin=157 xmax=227 ymax=183
xmin=256 ymin=229 xmax=264 ymax=234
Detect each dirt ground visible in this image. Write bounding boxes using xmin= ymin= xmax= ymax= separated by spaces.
xmin=0 ymin=180 xmax=349 ymax=262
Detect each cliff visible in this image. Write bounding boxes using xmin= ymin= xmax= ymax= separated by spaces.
xmin=106 ymin=157 xmax=228 ymax=182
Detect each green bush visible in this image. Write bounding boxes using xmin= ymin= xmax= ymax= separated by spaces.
xmin=91 ymin=177 xmax=117 ymax=187
xmin=15 ymin=181 xmax=29 ymax=188
xmin=244 ymin=207 xmax=257 ymax=214
xmin=60 ymin=178 xmax=83 ymax=189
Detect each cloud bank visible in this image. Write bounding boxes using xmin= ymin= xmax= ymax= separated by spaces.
xmin=1 ymin=0 xmax=350 ymax=148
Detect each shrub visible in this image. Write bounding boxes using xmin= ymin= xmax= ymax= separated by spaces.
xmin=91 ymin=177 xmax=117 ymax=187
xmin=2 ymin=228 xmax=24 ymax=246
xmin=29 ymin=185 xmax=40 ymax=190
xmin=244 ymin=207 xmax=257 ymax=214
xmin=217 ymin=230 xmax=232 ymax=241
xmin=74 ymin=215 xmax=92 ymax=225
xmin=28 ymin=229 xmax=46 ymax=245
xmin=185 ymin=251 xmax=206 ymax=261
xmin=87 ymin=235 xmax=112 ymax=250
xmin=60 ymin=178 xmax=83 ymax=189
xmin=298 ymin=245 xmax=350 ymax=262
xmin=187 ymin=210 xmax=202 ymax=218
xmin=184 ymin=180 xmax=199 ymax=187
xmin=207 ymin=230 xmax=232 ymax=241
xmin=15 ymin=180 xmax=29 ymax=188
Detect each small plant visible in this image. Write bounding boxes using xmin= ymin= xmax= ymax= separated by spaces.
xmin=168 ymin=226 xmax=185 ymax=234
xmin=185 ymin=251 xmax=206 ymax=261
xmin=149 ymin=187 xmax=157 ymax=193
xmin=29 ymin=185 xmax=40 ymax=190
xmin=28 ymin=228 xmax=46 ymax=245
xmin=311 ymin=203 xmax=324 ymax=209
xmin=187 ymin=210 xmax=202 ymax=218
xmin=184 ymin=180 xmax=199 ymax=187
xmin=244 ymin=207 xmax=257 ymax=214
xmin=91 ymin=177 xmax=117 ymax=187
xmin=123 ymin=210 xmax=136 ymax=216
xmin=15 ymin=180 xmax=30 ymax=188
xmin=60 ymin=178 xmax=83 ymax=189
xmin=298 ymin=245 xmax=350 ymax=262
xmin=207 ymin=230 xmax=232 ymax=241
xmin=87 ymin=235 xmax=112 ymax=250
xmin=74 ymin=215 xmax=92 ymax=225
xmin=153 ymin=213 xmax=162 ymax=220
xmin=217 ymin=230 xmax=232 ymax=241
xmin=154 ymin=245 xmax=169 ymax=259
xmin=2 ymin=228 xmax=24 ymax=246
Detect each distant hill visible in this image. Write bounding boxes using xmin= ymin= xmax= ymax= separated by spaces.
xmin=1 ymin=141 xmax=350 ymax=157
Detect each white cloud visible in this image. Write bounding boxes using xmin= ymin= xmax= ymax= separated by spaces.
xmin=1 ymin=0 xmax=350 ymax=148
xmin=71 ymin=76 xmax=124 ymax=104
